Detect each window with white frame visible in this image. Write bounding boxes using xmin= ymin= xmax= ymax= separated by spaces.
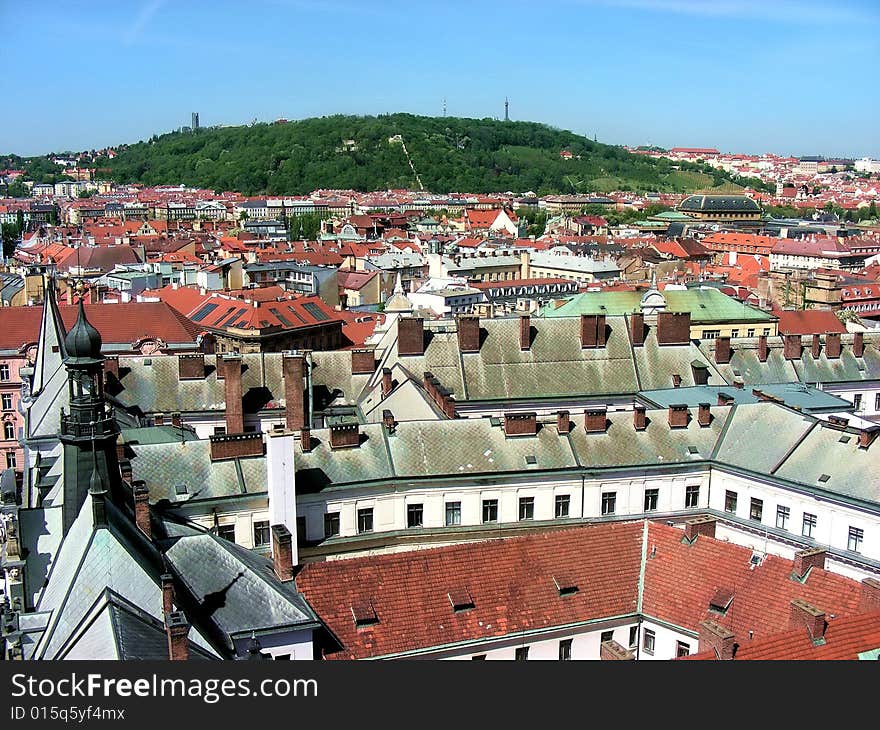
xmin=445 ymin=501 xmax=461 ymax=526
xmin=776 ymin=505 xmax=790 ymax=530
xmin=642 ymin=629 xmax=655 ymax=655
xmin=555 ymin=494 xmax=570 ymax=518
xmin=644 ymin=488 xmax=659 ymax=512
xmin=601 ymin=492 xmax=616 ymax=516
xmin=685 ymin=485 xmax=699 ymax=508
xmin=848 ymin=527 xmax=864 ymax=553
xmin=802 ymin=512 xmax=817 ymax=538
xmin=518 ymin=496 xmax=534 ymax=521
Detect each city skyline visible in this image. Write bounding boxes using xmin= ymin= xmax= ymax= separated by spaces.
xmin=1 ymin=0 xmax=878 ymax=159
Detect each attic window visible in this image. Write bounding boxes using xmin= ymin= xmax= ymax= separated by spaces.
xmin=448 ymin=588 xmax=475 ymax=613
xmin=174 ymin=484 xmax=188 ymax=496
xmin=708 ymin=587 xmax=735 ymax=614
xmin=525 ymin=454 xmax=538 ymax=466
xmin=553 ymin=574 xmax=579 ymax=596
xmin=839 ymin=435 xmax=851 ymax=444
xmin=818 ymin=473 xmax=831 ymax=483
xmin=687 ymin=445 xmax=699 ymax=455
xmin=489 ymin=416 xmax=502 ymax=427
xmin=351 ymin=600 xmax=379 ymax=628
xmin=143 ymin=358 xmax=152 ymax=366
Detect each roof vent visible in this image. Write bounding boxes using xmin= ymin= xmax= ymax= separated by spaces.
xmin=818 ymin=473 xmax=831 ymax=483
xmin=351 ymin=600 xmax=379 ymax=628
xmin=174 ymin=484 xmax=188 ymax=496
xmin=708 ymin=587 xmax=735 ymax=614
xmin=448 ymin=588 xmax=475 ymax=613
xmin=553 ymin=574 xmax=579 ymax=596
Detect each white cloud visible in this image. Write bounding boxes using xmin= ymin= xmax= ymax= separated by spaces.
xmin=123 ymin=0 xmax=166 ymax=46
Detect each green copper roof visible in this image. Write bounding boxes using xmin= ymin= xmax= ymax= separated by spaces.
xmin=538 ymin=288 xmax=776 ymax=324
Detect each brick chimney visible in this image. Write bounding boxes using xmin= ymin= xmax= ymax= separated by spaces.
xmin=811 ymin=334 xmax=821 ymax=359
xmin=221 ymin=355 xmax=244 ymax=434
xmin=504 ymin=412 xmax=537 ymax=437
xmin=600 ymin=639 xmax=635 ymax=660
xmin=351 ymin=348 xmax=376 ymax=375
xmin=698 ymin=620 xmax=735 ymax=660
xmin=668 ymin=404 xmax=689 ymax=429
xmin=783 ymin=334 xmax=802 ymax=360
xmin=825 ymin=332 xmax=841 ymax=359
xmin=154 ymin=413 xmax=165 ymax=426
xmin=789 ymin=599 xmax=826 ymax=640
xmin=717 ymin=392 xmax=734 ymax=406
xmin=584 ymin=407 xmax=607 ymax=434
xmin=119 ymin=460 xmax=133 ymax=482
xmin=691 ymin=361 xmax=709 ymax=386
xmin=580 ymin=314 xmax=606 ymax=348
xmin=103 ymin=355 xmax=119 ymax=380
xmin=860 ymin=578 xmax=880 ymax=613
xmin=271 ymin=525 xmax=294 ymax=582
xmin=171 ymin=412 xmax=181 ymax=427
xmin=714 ymin=336 xmax=731 ymax=364
xmin=656 ymin=311 xmax=691 ymax=346
xmin=697 ymin=402 xmax=711 ymax=427
xmin=329 ymin=422 xmax=360 ymax=449
xmin=853 ymin=331 xmax=864 ymax=358
xmin=859 ymin=429 xmax=879 ymax=449
xmin=282 ymin=353 xmax=306 ymax=431
xmin=161 ymin=573 xmax=175 ymax=615
xmin=671 ymin=374 xmax=682 ymax=388
xmin=757 ymin=334 xmax=769 ymax=362
xmin=457 ymin=314 xmax=480 ymax=353
xmin=300 ymin=427 xmax=312 ymax=452
xmin=633 ymin=404 xmax=647 ymax=431
xmin=398 ymin=317 xmax=424 ymax=356
xmin=133 ymin=481 xmax=151 ymax=539
xmin=381 ymin=367 xmax=393 ymax=397
xmin=178 ymin=353 xmax=205 ymax=380
xmin=209 ymin=433 xmax=265 ymax=461
xmin=382 ymin=409 xmax=396 ymax=433
xmin=519 ymin=314 xmax=531 ymax=351
xmin=685 ymin=516 xmax=716 ymax=541
xmin=629 ymin=312 xmax=645 ymax=347
xmin=792 ymin=547 xmax=825 ymax=579
xmin=165 ymin=611 xmax=189 ymax=661
xmin=557 ymin=410 xmax=570 ymax=434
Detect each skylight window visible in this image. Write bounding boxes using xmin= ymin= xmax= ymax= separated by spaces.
xmin=553 ymin=575 xmax=579 ymax=596
xmin=174 ymin=484 xmax=188 ymax=495
xmin=448 ymin=588 xmax=475 ymax=613
xmin=818 ymin=474 xmax=831 ymax=483
xmin=708 ymin=587 xmax=735 ymax=613
xmin=351 ymin=600 xmax=379 ymax=627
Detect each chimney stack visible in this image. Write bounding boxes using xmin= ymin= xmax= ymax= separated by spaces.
xmin=859 ymin=429 xmax=879 ymax=449
xmin=282 ymin=353 xmax=306 ymax=431
xmin=209 ymin=432 xmax=265 ymax=461
xmin=714 ymin=336 xmax=731 ymax=364
xmin=825 ymin=332 xmax=841 ymax=359
xmin=691 ymin=361 xmax=709 ymax=386
xmin=165 ymin=611 xmax=189 ymax=661
xmin=580 ymin=314 xmax=606 ymax=349
xmin=860 ymin=578 xmax=880 ymax=613
xmin=221 ymin=355 xmax=244 ymax=434
xmin=103 ymin=355 xmax=119 ymax=381
xmin=398 ymin=317 xmax=425 ymax=356
xmin=171 ymin=412 xmax=181 ymax=427
xmin=600 ymin=640 xmax=635 ymax=660
xmin=697 ymin=402 xmax=711 ymax=427
xmin=717 ymin=392 xmax=734 ymax=406
xmin=789 ymin=599 xmax=826 ymax=640
xmin=668 ymin=404 xmax=689 ymax=429
xmin=457 ymin=314 xmax=481 ymax=353
xmin=300 ymin=427 xmax=312 ymax=452
xmin=519 ymin=314 xmax=531 ymax=351
xmin=382 ymin=409 xmax=396 ymax=433
xmin=557 ymin=410 xmax=570 ymax=434
xmin=503 ymin=412 xmax=537 ymax=437
xmin=783 ymin=334 xmax=802 ymax=360
xmin=698 ymin=620 xmax=735 ymax=660
xmin=633 ymin=404 xmax=647 ymax=431
xmin=271 ymin=525 xmax=294 ymax=582
xmin=811 ymin=334 xmax=821 ymax=359
xmin=792 ymin=547 xmax=826 ymax=579
xmin=351 ymin=348 xmax=376 ymax=375
xmin=584 ymin=407 xmax=607 ymax=434
xmin=671 ymin=374 xmax=682 ymax=388
xmin=757 ymin=334 xmax=769 ymax=362
xmin=154 ymin=413 xmax=165 ymax=426
xmin=329 ymin=422 xmax=360 ymax=449
xmin=133 ymin=481 xmax=151 ymax=539
xmin=853 ymin=331 xmax=864 ymax=358
xmin=656 ymin=311 xmax=691 ymax=346
xmin=161 ymin=573 xmax=175 ymax=615
xmin=381 ymin=367 xmax=393 ymax=397
xmin=685 ymin=516 xmax=716 ymax=541
xmin=178 ymin=353 xmax=205 ymax=380
xmin=629 ymin=312 xmax=645 ymax=347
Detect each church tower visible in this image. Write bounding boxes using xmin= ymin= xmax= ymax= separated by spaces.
xmin=59 ymin=300 xmax=119 ymax=532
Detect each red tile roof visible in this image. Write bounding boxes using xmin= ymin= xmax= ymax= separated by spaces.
xmin=0 ymin=301 xmax=200 ymax=352
xmin=296 ymin=522 xmax=644 ymax=659
xmin=296 ymin=521 xmax=869 ymax=659
xmin=683 ymin=611 xmax=880 ymax=660
xmin=774 ymin=309 xmax=847 ymax=335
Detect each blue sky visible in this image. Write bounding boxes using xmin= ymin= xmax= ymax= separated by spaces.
xmin=1 ymin=0 xmax=878 ymax=158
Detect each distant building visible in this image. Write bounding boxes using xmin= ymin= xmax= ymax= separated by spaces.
xmin=192 ymin=112 xmax=199 ymax=130
xmin=676 ymin=195 xmax=762 ymax=225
